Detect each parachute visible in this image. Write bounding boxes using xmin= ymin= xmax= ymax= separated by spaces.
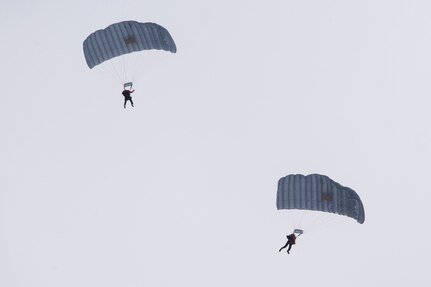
xmin=83 ymin=21 xmax=177 ymax=69
xmin=277 ymin=174 xmax=365 ymax=224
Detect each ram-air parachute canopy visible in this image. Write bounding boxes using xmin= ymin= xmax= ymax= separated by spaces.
xmin=276 ymin=174 xmax=365 ymax=224
xmin=83 ymin=21 xmax=177 ymax=69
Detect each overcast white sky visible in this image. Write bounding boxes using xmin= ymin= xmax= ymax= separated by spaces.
xmin=1 ymin=0 xmax=431 ymax=286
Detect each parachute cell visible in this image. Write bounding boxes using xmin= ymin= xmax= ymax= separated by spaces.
xmin=276 ymin=174 xmax=365 ymax=224
xmin=83 ymin=21 xmax=177 ymax=69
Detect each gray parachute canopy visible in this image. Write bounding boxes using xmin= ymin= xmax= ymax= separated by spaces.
xmin=277 ymin=174 xmax=365 ymax=224
xmin=83 ymin=21 xmax=177 ymax=69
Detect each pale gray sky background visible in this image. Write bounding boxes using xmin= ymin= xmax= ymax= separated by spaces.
xmin=1 ymin=0 xmax=430 ymax=286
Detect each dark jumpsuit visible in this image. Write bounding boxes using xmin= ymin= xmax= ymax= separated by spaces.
xmin=122 ymin=90 xmax=134 ymax=108
xmin=279 ymin=234 xmax=296 ymax=253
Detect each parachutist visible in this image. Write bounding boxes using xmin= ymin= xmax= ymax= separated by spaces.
xmin=279 ymin=233 xmax=296 ymax=254
xmin=122 ymin=89 xmax=135 ymax=108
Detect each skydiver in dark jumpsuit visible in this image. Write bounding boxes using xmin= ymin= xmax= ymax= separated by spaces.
xmin=279 ymin=233 xmax=297 ymax=254
xmin=122 ymin=89 xmax=135 ymax=108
